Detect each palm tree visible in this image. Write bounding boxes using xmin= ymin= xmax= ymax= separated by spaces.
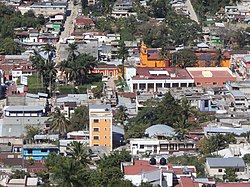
xmin=60 ymin=53 xmax=97 ymax=85
xmin=31 ymin=49 xmax=57 ymax=95
xmin=42 ymin=43 xmax=56 ymax=63
xmin=30 ymin=50 xmax=46 ymax=85
xmin=114 ymin=105 xmax=129 ymax=126
xmin=174 ymin=117 xmax=189 ymax=141
xmin=44 ymin=61 xmax=58 ymax=96
xmin=67 ymin=43 xmax=79 ymax=62
xmin=181 ymin=97 xmax=194 ymax=121
xmin=66 ymin=141 xmax=92 ymax=167
xmin=54 ymin=157 xmax=90 ymax=187
xmin=118 ymin=42 xmax=129 ymax=79
xmin=49 ymin=107 xmax=71 ymax=137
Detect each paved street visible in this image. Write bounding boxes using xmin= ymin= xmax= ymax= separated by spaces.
xmin=185 ymin=0 xmax=199 ymax=23
xmin=56 ymin=0 xmax=80 ymax=64
xmin=61 ymin=0 xmax=80 ymax=39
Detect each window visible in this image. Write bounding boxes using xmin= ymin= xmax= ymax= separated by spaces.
xmin=93 ymin=119 xmax=99 ymax=123
xmin=213 ymin=82 xmax=218 ymax=85
xmin=93 ymin=128 xmax=99 ymax=132
xmin=197 ymin=82 xmax=201 ymax=86
xmin=140 ymin=145 xmax=144 ymax=149
xmin=104 ymin=136 xmax=107 ymax=139
xmin=27 ymin=149 xmax=32 ymax=154
xmin=218 ymin=169 xmax=222 ymax=172
xmin=93 ymin=136 xmax=99 ymax=140
xmin=105 ymin=128 xmax=107 ymax=131
xmin=41 ymin=149 xmax=48 ymax=153
xmin=93 ymin=144 xmax=99 ymax=146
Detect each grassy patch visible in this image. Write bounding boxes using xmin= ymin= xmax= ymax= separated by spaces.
xmin=58 ymin=82 xmax=102 ymax=95
xmin=28 ymin=73 xmax=42 ymax=88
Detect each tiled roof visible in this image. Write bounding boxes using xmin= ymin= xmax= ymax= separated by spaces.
xmin=95 ymin=64 xmax=117 ymax=69
xmin=179 ymin=177 xmax=195 ymax=187
xmin=123 ymin=160 xmax=159 ymax=175
xmin=75 ymin=17 xmax=94 ymax=25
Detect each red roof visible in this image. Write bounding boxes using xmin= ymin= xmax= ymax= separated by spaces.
xmin=123 ymin=160 xmax=159 ymax=175
xmin=75 ymin=17 xmax=94 ymax=25
xmin=172 ymin=167 xmax=196 ymax=175
xmin=132 ymin=67 xmax=192 ymax=80
xmin=118 ymin=92 xmax=136 ymax=99
xmin=95 ymin=64 xmax=117 ymax=70
xmin=187 ymin=68 xmax=233 ymax=79
xmin=179 ymin=177 xmax=195 ymax=187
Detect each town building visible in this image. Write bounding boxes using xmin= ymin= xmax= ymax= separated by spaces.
xmin=18 ymin=2 xmax=67 ymax=18
xmin=22 ymin=144 xmax=59 ymax=160
xmin=130 ymin=138 xmax=196 ymax=155
xmin=186 ymin=67 xmax=236 ymax=87
xmin=89 ymin=104 xmax=113 ymax=151
xmin=205 ymin=157 xmax=248 ymax=180
xmin=122 ymin=158 xmax=198 ymax=187
xmin=91 ymin=64 xmax=118 ymax=77
xmin=126 ymin=67 xmax=194 ymax=92
xmin=75 ymin=16 xmax=95 ymax=29
xmin=59 ymin=40 xmax=98 ymax=62
xmin=0 ymin=106 xmax=49 ymax=137
xmin=138 ymin=43 xmax=169 ymax=68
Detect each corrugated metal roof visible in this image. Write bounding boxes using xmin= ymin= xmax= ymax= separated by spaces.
xmin=207 ymin=157 xmax=245 ymax=168
xmin=145 ymin=124 xmax=175 ymax=137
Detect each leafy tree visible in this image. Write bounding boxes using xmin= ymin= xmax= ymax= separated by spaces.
xmin=243 ymin=154 xmax=250 ymax=165
xmin=107 ymin=179 xmax=134 ymax=187
xmin=114 ymin=105 xmax=129 ymax=126
xmin=25 ymin=125 xmax=41 ymax=142
xmin=174 ymin=49 xmax=198 ymax=68
xmin=224 ymin=168 xmax=237 ymax=182
xmin=125 ymin=123 xmax=150 ymax=139
xmin=66 ymin=141 xmax=92 ymax=167
xmin=10 ymin=170 xmax=30 ymax=179
xmin=95 ymin=149 xmax=131 ymax=186
xmin=49 ymin=107 xmax=71 ymax=137
xmin=1 ymin=38 xmax=20 ymax=55
xmin=168 ymin=155 xmax=205 ymax=177
xmin=69 ymin=105 xmax=89 ymax=131
xmin=197 ymin=134 xmax=237 ymax=155
xmin=91 ymin=84 xmax=103 ymax=98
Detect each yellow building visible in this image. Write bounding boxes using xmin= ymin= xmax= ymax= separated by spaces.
xmin=138 ymin=43 xmax=169 ymax=68
xmin=89 ymin=104 xmax=112 ymax=151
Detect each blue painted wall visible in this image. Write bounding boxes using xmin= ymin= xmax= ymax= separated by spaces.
xmin=22 ymin=148 xmax=59 ymax=160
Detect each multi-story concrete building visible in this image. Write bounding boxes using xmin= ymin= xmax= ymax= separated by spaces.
xmin=126 ymin=67 xmax=195 ymax=92
xmin=0 ymin=106 xmax=48 ymax=137
xmin=18 ymin=2 xmax=67 ymax=18
xmin=22 ymin=144 xmax=59 ymax=160
xmin=130 ymin=138 xmax=197 ymax=155
xmin=89 ymin=104 xmax=113 ymax=151
xmin=186 ymin=67 xmax=236 ymax=87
